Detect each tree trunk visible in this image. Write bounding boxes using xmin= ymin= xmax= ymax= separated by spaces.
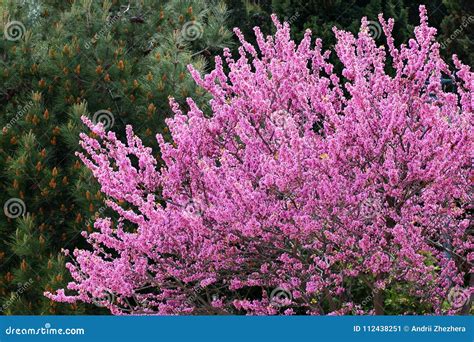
xmin=373 ymin=290 xmax=384 ymax=315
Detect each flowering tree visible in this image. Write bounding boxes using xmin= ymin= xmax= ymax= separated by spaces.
xmin=46 ymin=6 xmax=473 ymax=315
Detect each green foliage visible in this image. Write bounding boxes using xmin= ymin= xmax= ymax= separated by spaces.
xmin=268 ymin=0 xmax=411 ymax=49
xmin=0 ymin=0 xmax=231 ymax=314
xmin=225 ymin=0 xmax=472 ymax=66
xmin=440 ymin=0 xmax=474 ymax=66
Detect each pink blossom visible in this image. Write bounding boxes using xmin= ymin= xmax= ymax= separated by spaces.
xmin=46 ymin=7 xmax=473 ymax=315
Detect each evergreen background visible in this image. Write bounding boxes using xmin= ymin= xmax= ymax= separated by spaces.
xmin=0 ymin=0 xmax=472 ymax=315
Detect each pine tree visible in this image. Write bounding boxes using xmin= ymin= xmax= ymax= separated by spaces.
xmin=0 ymin=0 xmax=231 ymax=314
xmin=269 ymin=0 xmax=412 ymax=48
xmin=267 ymin=0 xmax=471 ymax=65
xmin=225 ymin=0 xmax=273 ymax=40
xmin=439 ymin=0 xmax=474 ymax=66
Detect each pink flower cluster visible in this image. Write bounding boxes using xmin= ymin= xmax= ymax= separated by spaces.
xmin=46 ymin=6 xmax=473 ymax=315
